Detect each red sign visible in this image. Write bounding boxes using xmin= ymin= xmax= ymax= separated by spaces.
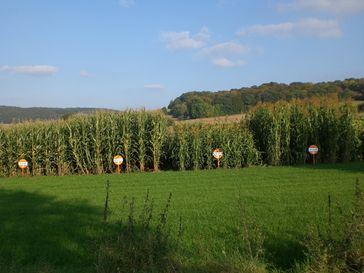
xmin=308 ymin=145 xmax=318 ymax=155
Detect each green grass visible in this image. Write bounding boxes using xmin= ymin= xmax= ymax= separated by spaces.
xmin=0 ymin=162 xmax=363 ymax=272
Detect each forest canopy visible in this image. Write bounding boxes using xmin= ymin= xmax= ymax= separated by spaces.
xmin=167 ymin=78 xmax=364 ymax=119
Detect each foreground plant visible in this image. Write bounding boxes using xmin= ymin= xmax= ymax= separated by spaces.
xmin=300 ymin=178 xmax=364 ymax=273
xmin=96 ymin=183 xmax=181 ymax=273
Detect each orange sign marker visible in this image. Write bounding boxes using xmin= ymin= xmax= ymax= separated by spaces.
xmin=18 ymin=159 xmax=28 ymax=176
xmin=113 ymin=155 xmax=124 ymax=174
xmin=212 ymin=148 xmax=223 ymax=168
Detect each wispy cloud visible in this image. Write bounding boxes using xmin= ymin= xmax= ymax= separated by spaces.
xmin=238 ymin=22 xmax=294 ymax=36
xmin=212 ymin=58 xmax=245 ymax=68
xmin=199 ymin=41 xmax=249 ymax=57
xmin=160 ymin=27 xmax=210 ymax=50
xmin=144 ymin=84 xmax=164 ymax=90
xmin=80 ymin=70 xmax=93 ymax=77
xmin=238 ymin=18 xmax=341 ymax=38
xmin=279 ymin=0 xmax=364 ymax=15
xmin=160 ymin=28 xmax=248 ymax=68
xmin=0 ymin=65 xmax=59 ymax=75
xmin=119 ymin=0 xmax=135 ymax=8
xmin=198 ymin=41 xmax=249 ymax=68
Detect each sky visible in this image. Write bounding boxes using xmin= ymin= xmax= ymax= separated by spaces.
xmin=0 ymin=0 xmax=364 ymax=109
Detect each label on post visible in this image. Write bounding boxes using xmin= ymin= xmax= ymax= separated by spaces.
xmin=18 ymin=159 xmax=28 ymax=169
xmin=308 ymin=145 xmax=319 ymax=155
xmin=113 ymin=155 xmax=124 ymax=166
xmin=212 ymin=148 xmax=223 ymax=159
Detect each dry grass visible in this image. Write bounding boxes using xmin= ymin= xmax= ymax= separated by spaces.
xmin=177 ymin=113 xmax=245 ymax=124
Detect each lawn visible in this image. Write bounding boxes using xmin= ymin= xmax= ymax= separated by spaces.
xmin=0 ymin=162 xmax=363 ymax=273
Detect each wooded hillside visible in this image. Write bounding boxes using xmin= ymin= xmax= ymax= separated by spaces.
xmin=0 ymin=106 xmax=113 ymax=124
xmin=167 ymin=78 xmax=364 ymax=119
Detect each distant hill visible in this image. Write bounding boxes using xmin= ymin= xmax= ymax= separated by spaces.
xmin=0 ymin=106 xmax=116 ymax=124
xmin=167 ymin=78 xmax=364 ymax=119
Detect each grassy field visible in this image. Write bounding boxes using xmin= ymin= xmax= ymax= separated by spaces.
xmin=0 ymin=162 xmax=363 ymax=273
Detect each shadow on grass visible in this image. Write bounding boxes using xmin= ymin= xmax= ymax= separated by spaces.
xmin=291 ymin=161 xmax=364 ymax=174
xmin=0 ymin=189 xmax=102 ymax=273
xmin=213 ymin=225 xmax=304 ymax=272
xmin=264 ymin=235 xmax=304 ymax=270
xmin=178 ymin=263 xmax=236 ymax=273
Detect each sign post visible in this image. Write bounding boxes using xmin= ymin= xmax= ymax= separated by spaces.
xmin=18 ymin=159 xmax=28 ymax=177
xmin=308 ymin=145 xmax=319 ymax=165
xmin=212 ymin=148 xmax=223 ymax=168
xmin=113 ymin=155 xmax=124 ymax=174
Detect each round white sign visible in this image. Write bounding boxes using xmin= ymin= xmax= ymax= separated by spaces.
xmin=18 ymin=159 xmax=28 ymax=169
xmin=212 ymin=149 xmax=223 ymax=159
xmin=113 ymin=155 xmax=124 ymax=166
xmin=308 ymin=145 xmax=319 ymax=155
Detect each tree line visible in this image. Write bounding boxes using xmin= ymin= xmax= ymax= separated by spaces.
xmin=0 ymin=106 xmax=113 ymax=124
xmin=167 ymin=78 xmax=364 ymax=119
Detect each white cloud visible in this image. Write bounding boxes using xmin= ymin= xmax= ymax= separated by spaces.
xmin=238 ymin=22 xmax=294 ymax=36
xmin=80 ymin=70 xmax=92 ymax=77
xmin=197 ymin=41 xmax=248 ymax=68
xmin=297 ymin=18 xmax=341 ymax=37
xmin=119 ymin=0 xmax=135 ymax=8
xmin=199 ymin=41 xmax=249 ymax=57
xmin=0 ymin=65 xmax=59 ymax=75
xmin=160 ymin=27 xmax=210 ymax=50
xmin=160 ymin=28 xmax=248 ymax=68
xmin=212 ymin=58 xmax=246 ymax=68
xmin=144 ymin=84 xmax=164 ymax=90
xmin=280 ymin=0 xmax=364 ymax=15
xmin=238 ymin=18 xmax=341 ymax=38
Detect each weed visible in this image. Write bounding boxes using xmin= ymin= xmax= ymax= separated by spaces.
xmin=301 ymin=178 xmax=364 ymax=273
xmin=96 ymin=184 xmax=180 ymax=273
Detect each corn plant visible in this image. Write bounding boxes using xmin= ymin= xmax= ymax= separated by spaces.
xmin=91 ymin=113 xmax=105 ymax=174
xmin=121 ymin=111 xmax=133 ymax=173
xmin=289 ymin=102 xmax=309 ymax=164
xmin=338 ymin=103 xmax=356 ymax=162
xmin=239 ymin=123 xmax=261 ymax=167
xmin=201 ymin=124 xmax=215 ymax=169
xmin=148 ymin=112 xmax=167 ymax=172
xmin=249 ymin=105 xmax=281 ymax=165
xmin=190 ymin=124 xmax=204 ymax=170
xmin=134 ymin=110 xmax=148 ymax=172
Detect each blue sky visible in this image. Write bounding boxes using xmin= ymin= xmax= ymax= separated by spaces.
xmin=1 ymin=0 xmax=363 ymax=109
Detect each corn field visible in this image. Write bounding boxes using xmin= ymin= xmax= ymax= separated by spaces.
xmin=248 ymin=98 xmax=362 ymax=165
xmin=0 ymin=99 xmax=363 ymax=177
xmin=166 ymin=122 xmax=260 ymax=171
xmin=0 ymin=110 xmax=167 ymax=176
